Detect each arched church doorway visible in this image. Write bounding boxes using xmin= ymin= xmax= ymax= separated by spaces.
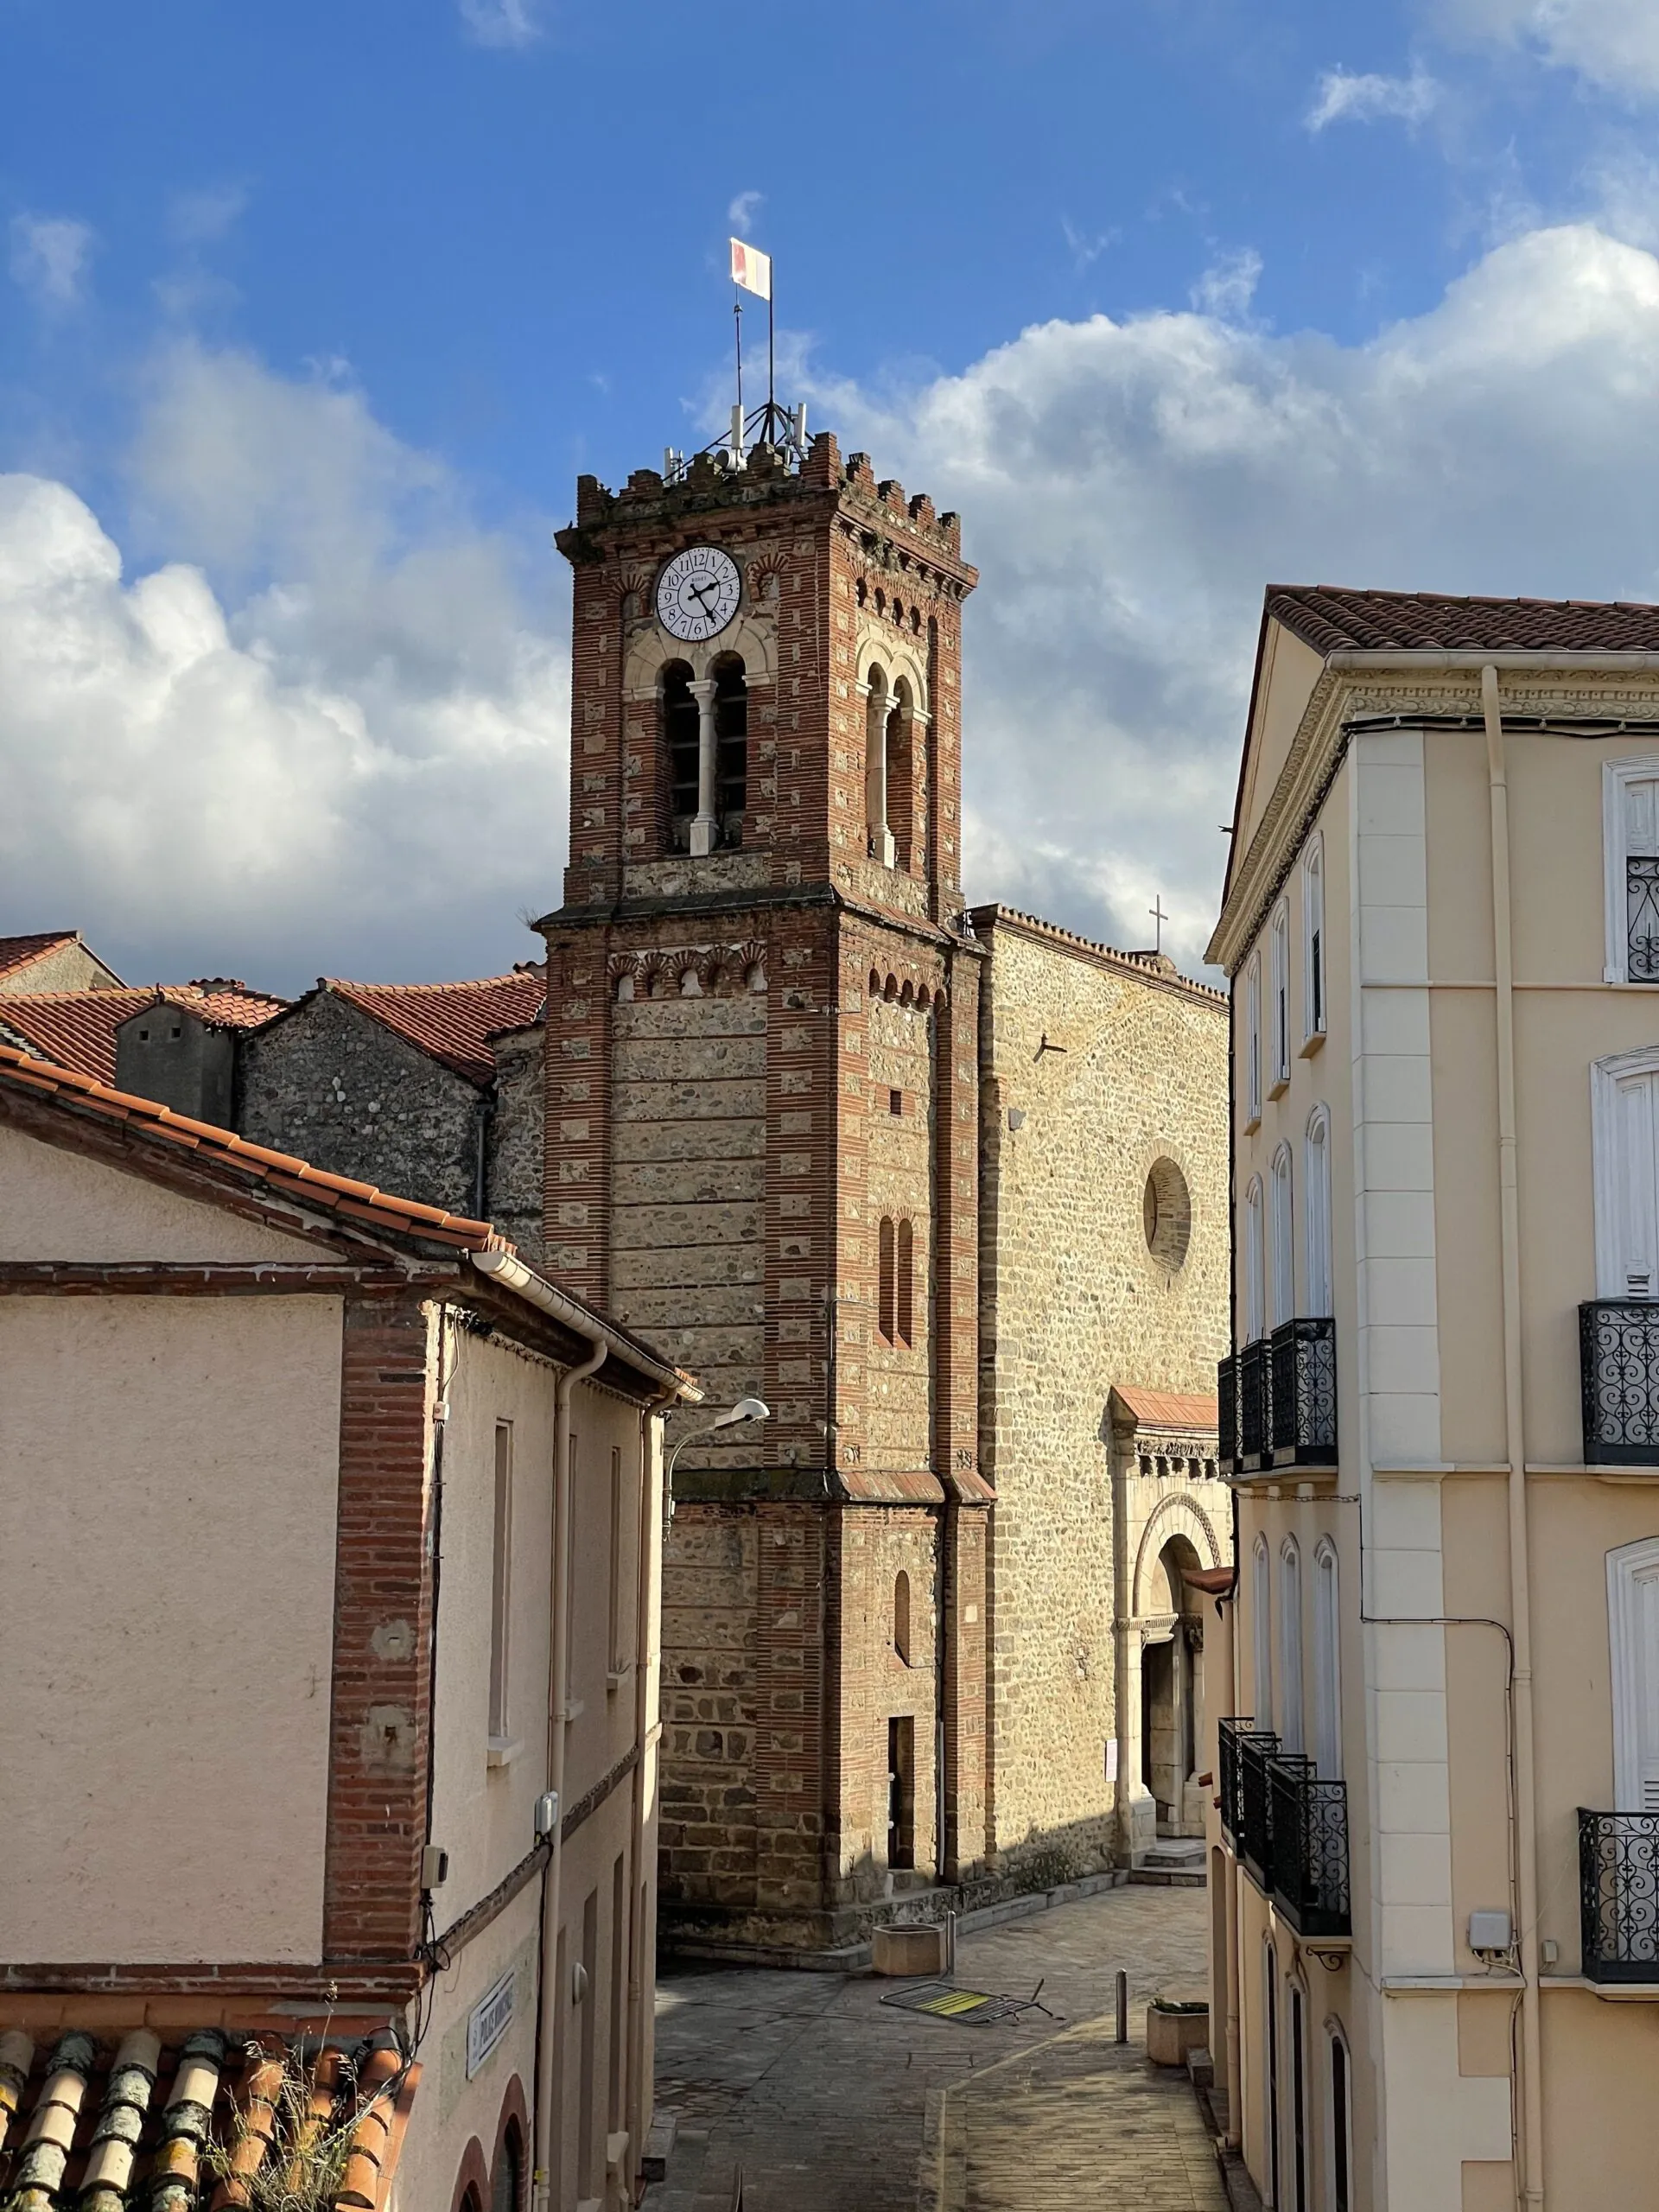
xmin=1141 ymin=1533 xmax=1205 ymax=1836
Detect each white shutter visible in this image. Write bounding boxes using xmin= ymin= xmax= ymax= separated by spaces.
xmin=1612 ymin=1069 xmax=1659 ymax=1299
xmin=1626 ymin=777 xmax=1659 ymax=858
xmin=1638 ymin=1566 xmax=1659 ymax=1812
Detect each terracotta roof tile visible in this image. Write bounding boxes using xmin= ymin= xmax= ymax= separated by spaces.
xmin=0 ymin=931 xmax=79 ymax=985
xmin=0 ymin=1042 xmax=505 ymax=1252
xmin=1111 ymin=1384 xmax=1220 ymax=1435
xmin=0 ymin=2026 xmax=417 ymax=2212
xmin=1268 ymin=584 xmax=1659 ymax=658
xmin=0 ymin=986 xmax=288 ymax=1084
xmin=318 ymin=969 xmax=545 ymax=1087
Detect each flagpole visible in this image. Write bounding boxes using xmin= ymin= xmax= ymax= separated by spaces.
xmin=767 ymin=279 xmax=775 ymax=424
xmin=734 ymin=297 xmax=743 ymax=426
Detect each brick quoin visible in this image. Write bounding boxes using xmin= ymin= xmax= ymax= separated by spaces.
xmin=323 ymin=1292 xmax=435 ymax=1964
xmin=538 ymin=432 xmax=986 ymax=1950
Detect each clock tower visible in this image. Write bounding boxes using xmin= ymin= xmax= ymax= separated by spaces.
xmin=537 ymin=427 xmax=990 ymax=1950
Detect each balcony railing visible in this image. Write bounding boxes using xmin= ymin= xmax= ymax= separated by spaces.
xmin=1217 ymin=1355 xmax=1239 ymax=1467
xmin=1224 ymin=1725 xmax=1351 ymax=1939
xmin=1219 ymin=1316 xmax=1338 ymax=1474
xmin=1218 ymin=1718 xmax=1275 ymax=1849
xmin=1268 ymin=1756 xmax=1351 ymax=1939
xmin=1580 ymin=1301 xmax=1659 ymax=1465
xmin=1579 ymin=1808 xmax=1659 ymax=1980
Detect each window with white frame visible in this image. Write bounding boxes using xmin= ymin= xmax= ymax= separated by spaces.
xmin=1305 ymin=1106 xmax=1332 ymax=1319
xmin=1604 ymin=757 xmax=1659 ymax=983
xmin=1313 ymin=1540 xmax=1341 ymax=1779
xmin=1279 ymin=1538 xmax=1304 ymax=1756
xmin=1301 ymin=837 xmax=1326 ymax=1043
xmin=1607 ymin=1535 xmax=1659 ymax=1810
xmin=1269 ymin=903 xmax=1291 ymax=1090
xmin=1253 ymin=1534 xmax=1273 ymax=1732
xmin=1245 ymin=1175 xmax=1266 ymax=1342
xmin=1245 ymin=951 xmax=1262 ymax=1123
xmin=1592 ymin=1046 xmax=1659 ymax=1299
xmin=1270 ymin=1143 xmax=1295 ymax=1328
xmin=489 ymin=1422 xmax=513 ymax=1744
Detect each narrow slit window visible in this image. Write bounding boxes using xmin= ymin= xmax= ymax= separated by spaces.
xmin=887 ymin=1715 xmax=915 ymax=1869
xmin=896 ymin=1219 xmax=915 ymax=1347
xmin=489 ymin=1422 xmax=512 ymax=1741
xmin=893 ymin=1571 xmax=912 ymax=1663
xmin=607 ymin=1445 xmax=627 ymax=1677
xmin=878 ymin=1217 xmax=896 ymax=1344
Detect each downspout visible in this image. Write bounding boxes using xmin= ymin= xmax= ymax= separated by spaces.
xmin=1482 ymin=664 xmax=1546 ymax=2212
xmin=1224 ymin=957 xmax=1245 ymax=2151
xmin=625 ymin=1386 xmax=674 ymax=2204
xmin=532 ymin=1316 xmax=608 ymax=2212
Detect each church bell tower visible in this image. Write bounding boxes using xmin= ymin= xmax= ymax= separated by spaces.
xmin=537 ymin=427 xmax=991 ymax=1949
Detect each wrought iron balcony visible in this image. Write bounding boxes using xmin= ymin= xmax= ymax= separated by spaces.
xmin=1218 ymin=1718 xmax=1275 ymax=1850
xmin=1268 ymin=1756 xmax=1351 ymax=1940
xmin=1580 ymin=1301 xmax=1659 ymax=1465
xmin=1579 ymin=1808 xmax=1659 ymax=1980
xmin=1218 ymin=1316 xmax=1338 ymax=1474
xmin=1236 ymin=1729 xmax=1279 ymax=1890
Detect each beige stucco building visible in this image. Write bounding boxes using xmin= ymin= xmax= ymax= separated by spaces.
xmin=1204 ymin=585 xmax=1659 ymax=2212
xmin=0 ymin=1040 xmax=696 ymax=2212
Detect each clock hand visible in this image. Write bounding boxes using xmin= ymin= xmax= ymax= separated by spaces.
xmin=688 ymin=579 xmax=719 ymax=609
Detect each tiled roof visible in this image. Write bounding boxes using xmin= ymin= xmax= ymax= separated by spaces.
xmin=0 ymin=932 xmax=79 ymax=985
xmin=0 ymin=2025 xmax=417 ymax=2212
xmin=1268 ymin=584 xmax=1659 ymax=658
xmin=0 ymin=986 xmax=287 ymax=1084
xmin=0 ymin=1042 xmax=506 ymax=1252
xmin=320 ymin=969 xmax=545 ymax=1086
xmin=1111 ymin=1385 xmax=1220 ymax=1435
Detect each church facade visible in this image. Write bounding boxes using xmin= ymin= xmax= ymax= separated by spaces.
xmin=536 ymin=429 xmax=1228 ymax=1952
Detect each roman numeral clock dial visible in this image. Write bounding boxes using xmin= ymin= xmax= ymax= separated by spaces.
xmin=656 ymin=545 xmax=742 ymax=643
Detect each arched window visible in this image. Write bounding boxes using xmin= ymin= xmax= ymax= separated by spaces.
xmin=1263 ymin=1940 xmax=1282 ymax=2211
xmin=1244 ymin=952 xmax=1262 ymax=1123
xmin=1327 ymin=2023 xmax=1352 ymax=2212
xmin=1270 ymin=902 xmax=1291 ymax=1089
xmin=493 ymin=2124 xmax=524 ymax=2212
xmin=1288 ymin=1976 xmax=1309 ymax=2212
xmin=1302 ymin=836 xmax=1326 ymax=1042
xmin=866 ymin=668 xmax=895 ymax=867
xmin=1245 ymin=1175 xmax=1266 ymax=1343
xmin=887 ymin=677 xmax=919 ymax=873
xmin=1252 ymin=1534 xmax=1273 ymax=1732
xmin=878 ymin=1217 xmax=896 ymax=1344
xmin=1313 ymin=1540 xmax=1341 ymax=1779
xmin=712 ymin=654 xmax=747 ymax=843
xmin=1606 ymin=1535 xmax=1659 ymax=1809
xmin=1305 ymin=1108 xmax=1332 ymax=1319
xmin=662 ymin=660 xmax=699 ymax=849
xmin=893 ymin=1571 xmax=911 ymax=1663
xmin=1279 ymin=1538 xmax=1304 ymax=1756
xmin=1270 ymin=1144 xmax=1294 ymax=1328
xmin=896 ymin=1219 xmax=914 ymax=1346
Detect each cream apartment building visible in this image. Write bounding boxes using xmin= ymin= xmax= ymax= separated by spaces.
xmin=0 ymin=1040 xmax=696 ymax=2212
xmin=1203 ymin=587 xmax=1659 ymax=2212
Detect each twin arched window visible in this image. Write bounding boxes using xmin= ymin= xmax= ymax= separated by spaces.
xmin=864 ymin=664 xmax=921 ymax=874
xmin=662 ymin=656 xmax=747 ymax=853
xmin=877 ymin=1217 xmax=915 ymax=1346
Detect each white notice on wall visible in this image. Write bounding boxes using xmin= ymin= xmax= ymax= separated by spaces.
xmin=467 ymin=1968 xmax=516 ymax=2079
xmin=1104 ymin=1740 xmax=1118 ymax=1783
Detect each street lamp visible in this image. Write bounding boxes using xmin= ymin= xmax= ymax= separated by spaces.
xmin=664 ymin=1396 xmax=770 ymax=1529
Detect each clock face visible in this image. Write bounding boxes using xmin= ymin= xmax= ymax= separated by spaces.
xmin=656 ymin=545 xmax=742 ymax=643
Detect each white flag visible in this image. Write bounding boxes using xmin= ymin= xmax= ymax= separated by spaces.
xmin=730 ymin=238 xmax=772 ymax=302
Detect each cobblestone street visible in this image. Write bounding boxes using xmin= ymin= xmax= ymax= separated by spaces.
xmin=651 ymin=1882 xmax=1223 ymax=2212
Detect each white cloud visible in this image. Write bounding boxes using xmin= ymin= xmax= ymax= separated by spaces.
xmin=1306 ymin=64 xmax=1440 ymax=130
xmin=169 ymin=184 xmax=248 ymax=246
xmin=0 ymin=346 xmax=567 ymax=990
xmin=1189 ymin=247 xmax=1262 ymax=321
xmin=9 ymin=213 xmax=94 ymax=308
xmin=1061 ymin=216 xmax=1120 ymax=271
xmin=1443 ymin=0 xmax=1659 ymax=97
xmin=804 ymin=223 xmax=1659 ymax=976
xmin=728 ymin=190 xmax=765 ymax=231
xmin=458 ymin=0 xmax=543 ymax=48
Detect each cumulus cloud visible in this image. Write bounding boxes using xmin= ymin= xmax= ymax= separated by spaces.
xmin=1443 ymin=0 xmax=1659 ymax=97
xmin=9 ymin=214 xmax=94 ymax=308
xmin=804 ymin=224 xmax=1659 ymax=976
xmin=1306 ymin=65 xmax=1440 ymax=130
xmin=457 ymin=0 xmax=543 ymax=48
xmin=0 ymin=346 xmax=566 ymax=991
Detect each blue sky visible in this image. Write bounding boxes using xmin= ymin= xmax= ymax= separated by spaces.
xmin=5 ymin=0 xmax=1659 ymax=986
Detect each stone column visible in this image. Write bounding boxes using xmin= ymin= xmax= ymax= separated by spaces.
xmin=861 ymin=682 xmax=896 ymax=868
xmin=689 ymin=677 xmax=719 ymax=857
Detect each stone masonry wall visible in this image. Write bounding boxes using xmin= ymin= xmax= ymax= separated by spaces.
xmin=976 ymin=913 xmax=1230 ymax=1883
xmin=487 ymin=1021 xmax=545 ymax=1264
xmin=239 ymin=992 xmax=484 ymax=1218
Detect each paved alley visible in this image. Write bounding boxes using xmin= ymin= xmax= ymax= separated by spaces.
xmin=651 ymin=1881 xmax=1224 ymax=2212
